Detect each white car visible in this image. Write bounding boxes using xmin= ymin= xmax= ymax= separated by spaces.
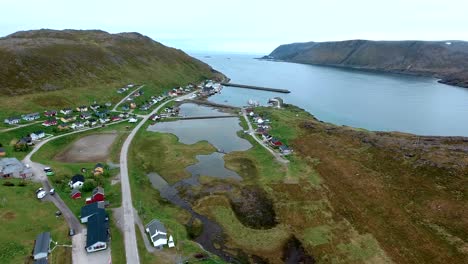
xmin=36 ymin=188 xmax=46 ymax=199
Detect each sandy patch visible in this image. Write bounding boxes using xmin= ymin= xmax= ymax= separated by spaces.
xmin=55 ymin=133 xmax=117 ymax=162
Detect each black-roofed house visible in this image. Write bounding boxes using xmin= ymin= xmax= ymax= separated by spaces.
xmin=68 ymin=174 xmax=85 ymax=189
xmin=33 ymin=232 xmax=51 ymax=261
xmin=85 ymin=209 xmax=109 ymax=253
xmin=80 ymin=201 xmax=105 ymax=223
xmin=145 ymin=219 xmax=168 ymax=248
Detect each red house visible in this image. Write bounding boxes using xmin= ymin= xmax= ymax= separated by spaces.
xmin=42 ymin=119 xmax=58 ymax=127
xmin=86 ymin=187 xmax=105 ymax=204
xmin=71 ymin=189 xmax=81 ymax=199
xmin=270 ymin=138 xmax=283 ymax=148
xmin=44 ymin=110 xmax=58 ymax=117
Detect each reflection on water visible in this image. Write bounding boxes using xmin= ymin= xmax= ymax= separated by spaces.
xmin=186 ymin=152 xmax=241 ymax=181
xmin=178 ymin=103 xmax=231 ymax=117
xmin=147 ymin=103 xmax=251 ymax=184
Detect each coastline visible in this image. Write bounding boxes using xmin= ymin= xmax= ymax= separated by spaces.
xmin=257 ymin=57 xmax=468 ymax=88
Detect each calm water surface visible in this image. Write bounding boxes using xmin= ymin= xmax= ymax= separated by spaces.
xmin=147 ymin=104 xmax=251 ymax=181
xmin=193 ymin=53 xmax=468 ymax=136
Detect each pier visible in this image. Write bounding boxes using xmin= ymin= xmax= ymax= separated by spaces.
xmin=179 ymin=115 xmax=238 ymax=120
xmin=185 ymin=99 xmax=240 ymax=110
xmin=221 ymin=82 xmax=291 ymax=93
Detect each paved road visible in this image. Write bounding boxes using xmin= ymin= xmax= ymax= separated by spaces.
xmin=242 ymin=109 xmax=289 ymax=164
xmin=119 ymin=92 xmax=194 ymax=264
xmin=112 ymin=85 xmax=145 ymax=111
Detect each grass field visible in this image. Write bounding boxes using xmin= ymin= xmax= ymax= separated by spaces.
xmin=130 ymin=129 xmax=216 ymax=184
xmin=0 ymin=180 xmax=71 ymax=264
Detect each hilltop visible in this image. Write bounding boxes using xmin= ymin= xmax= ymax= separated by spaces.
xmin=0 ymin=29 xmax=219 ymax=96
xmin=266 ymin=40 xmax=468 ymax=87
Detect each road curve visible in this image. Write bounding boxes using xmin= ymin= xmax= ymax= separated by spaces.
xmin=119 ymin=93 xmax=194 ymax=264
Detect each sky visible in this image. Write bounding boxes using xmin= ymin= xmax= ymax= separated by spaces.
xmin=1 ymin=0 xmax=467 ymax=53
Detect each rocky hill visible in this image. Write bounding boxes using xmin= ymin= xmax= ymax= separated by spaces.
xmin=266 ymin=40 xmax=468 ymax=87
xmin=0 ymin=29 xmax=218 ymax=95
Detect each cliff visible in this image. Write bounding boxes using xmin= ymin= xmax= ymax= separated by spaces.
xmin=267 ymin=40 xmax=468 ymax=87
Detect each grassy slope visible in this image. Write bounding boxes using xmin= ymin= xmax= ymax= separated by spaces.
xmin=0 ymin=180 xmax=71 ymax=264
xmin=184 ymin=105 xmax=467 ymax=263
xmin=0 ymin=29 xmax=220 ymax=127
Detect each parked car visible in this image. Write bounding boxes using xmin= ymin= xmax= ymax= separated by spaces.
xmin=55 ymin=211 xmax=62 ymax=216
xmin=44 ymin=167 xmax=55 ymax=176
xmin=69 ymin=228 xmax=75 ymax=236
xmin=36 ymin=188 xmax=46 ymax=199
xmin=49 ymin=188 xmax=55 ymax=195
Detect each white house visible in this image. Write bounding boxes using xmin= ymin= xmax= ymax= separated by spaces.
xmin=60 ymin=108 xmax=73 ymax=115
xmin=71 ymin=122 xmax=85 ymax=130
xmin=145 ymin=219 xmax=168 ymax=248
xmin=128 ymin=117 xmax=138 ymax=123
xmin=22 ymin=113 xmax=40 ymax=121
xmin=69 ymin=174 xmax=85 ymax=189
xmin=30 ymin=131 xmax=46 ymax=141
xmin=4 ymin=117 xmax=21 ymax=125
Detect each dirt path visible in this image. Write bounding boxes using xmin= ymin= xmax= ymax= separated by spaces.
xmin=55 ymin=133 xmax=118 ymax=162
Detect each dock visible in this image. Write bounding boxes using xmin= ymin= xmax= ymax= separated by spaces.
xmin=221 ymin=83 xmax=291 ymax=93
xmin=179 ymin=115 xmax=238 ymax=120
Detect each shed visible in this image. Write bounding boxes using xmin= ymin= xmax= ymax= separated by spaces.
xmin=71 ymin=189 xmax=82 ymax=199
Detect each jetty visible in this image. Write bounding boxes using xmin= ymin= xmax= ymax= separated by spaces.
xmin=185 ymin=99 xmax=240 ymax=110
xmin=221 ymin=83 xmax=291 ymax=93
xmin=179 ymin=115 xmax=238 ymax=120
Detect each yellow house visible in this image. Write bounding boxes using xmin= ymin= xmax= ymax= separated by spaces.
xmin=93 ymin=163 xmax=104 ymax=176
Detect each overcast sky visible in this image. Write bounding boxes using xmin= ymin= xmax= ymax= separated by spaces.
xmin=1 ymin=0 xmax=467 ymax=53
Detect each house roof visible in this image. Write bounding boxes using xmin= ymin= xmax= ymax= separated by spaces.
xmin=86 ymin=210 xmax=109 ymax=247
xmin=80 ymin=201 xmax=105 ymax=218
xmin=92 ymin=187 xmax=104 ymax=196
xmin=71 ymin=174 xmax=85 ymax=184
xmin=279 ymin=145 xmax=291 ymax=152
xmin=71 ymin=188 xmax=81 ymax=196
xmin=146 ymin=219 xmax=167 ymax=236
xmin=0 ymin=158 xmax=27 ymax=175
xmin=33 ymin=232 xmax=50 ymax=257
